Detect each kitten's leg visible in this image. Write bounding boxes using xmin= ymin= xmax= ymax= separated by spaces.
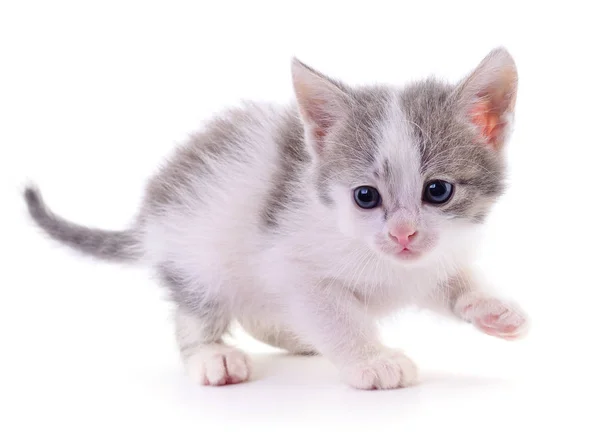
xmin=423 ymin=270 xmax=530 ymax=340
xmin=160 ymin=265 xmax=251 ymax=386
xmin=175 ymin=307 xmax=251 ymax=386
xmin=287 ymin=283 xmax=418 ymax=390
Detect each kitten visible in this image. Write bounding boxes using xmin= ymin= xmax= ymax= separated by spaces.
xmin=24 ymin=47 xmax=529 ymax=389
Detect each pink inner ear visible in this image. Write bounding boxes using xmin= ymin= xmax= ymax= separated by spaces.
xmin=314 ymin=128 xmax=326 ymax=139
xmin=305 ymin=98 xmax=335 ymax=133
xmin=305 ymin=99 xmax=336 ymax=152
xmin=469 ymin=100 xmax=506 ymax=149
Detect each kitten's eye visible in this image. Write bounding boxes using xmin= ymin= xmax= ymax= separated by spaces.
xmin=423 ymin=180 xmax=453 ymax=205
xmin=353 ymin=186 xmax=381 ymax=209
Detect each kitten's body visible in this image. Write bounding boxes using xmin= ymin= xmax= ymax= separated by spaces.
xmin=25 ymin=48 xmax=529 ymax=389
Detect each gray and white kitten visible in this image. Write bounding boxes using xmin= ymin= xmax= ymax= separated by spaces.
xmin=25 ymin=47 xmax=529 ymax=389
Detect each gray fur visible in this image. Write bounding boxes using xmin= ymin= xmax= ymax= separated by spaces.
xmin=143 ymin=107 xmax=250 ymax=212
xmin=318 ymin=78 xmax=507 ymax=223
xmin=160 ymin=264 xmax=231 ymax=352
xmin=260 ymin=110 xmax=310 ymax=228
xmin=158 ymin=263 xmax=223 ymax=319
xmin=291 ymin=64 xmax=506 ymax=223
xmin=400 ymin=79 xmax=506 ymax=220
xmin=24 ymin=186 xmax=140 ymax=261
xmin=315 ymin=87 xmax=390 ymax=197
xmin=262 ymin=85 xmax=392 ymax=220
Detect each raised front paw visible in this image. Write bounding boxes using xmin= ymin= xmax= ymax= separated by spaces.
xmin=340 ymin=350 xmax=419 ymax=390
xmin=459 ymin=296 xmax=530 ymax=340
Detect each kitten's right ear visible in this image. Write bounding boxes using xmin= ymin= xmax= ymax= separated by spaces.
xmin=452 ymin=47 xmax=518 ymax=151
xmin=292 ymin=58 xmax=351 ymax=157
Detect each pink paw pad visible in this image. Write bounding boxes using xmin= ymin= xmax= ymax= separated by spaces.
xmin=464 ymin=298 xmax=529 ymax=340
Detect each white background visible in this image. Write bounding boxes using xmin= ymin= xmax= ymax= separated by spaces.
xmin=1 ymin=1 xmax=599 ymax=441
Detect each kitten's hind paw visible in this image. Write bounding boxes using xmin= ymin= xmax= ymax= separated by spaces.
xmin=185 ymin=344 xmax=251 ymax=386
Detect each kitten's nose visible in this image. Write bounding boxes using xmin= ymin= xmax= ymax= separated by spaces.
xmin=389 ymin=225 xmax=417 ymax=248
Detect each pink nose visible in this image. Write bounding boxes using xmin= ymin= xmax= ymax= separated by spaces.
xmin=389 ymin=225 xmax=417 ymax=248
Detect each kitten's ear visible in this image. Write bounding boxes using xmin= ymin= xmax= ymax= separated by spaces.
xmin=453 ymin=47 xmax=518 ymax=150
xmin=292 ymin=58 xmax=351 ymax=156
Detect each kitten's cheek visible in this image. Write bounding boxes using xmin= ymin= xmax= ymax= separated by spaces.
xmin=336 ymin=217 xmax=355 ymax=237
xmin=338 ymin=211 xmax=379 ymax=240
xmin=428 ymin=232 xmax=440 ymax=249
xmin=415 ymin=231 xmax=439 ymax=256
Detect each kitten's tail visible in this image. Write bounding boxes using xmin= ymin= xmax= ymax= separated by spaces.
xmin=23 ymin=185 xmax=142 ymax=263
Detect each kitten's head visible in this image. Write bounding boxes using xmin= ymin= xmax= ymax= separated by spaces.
xmin=292 ymin=48 xmax=517 ymax=264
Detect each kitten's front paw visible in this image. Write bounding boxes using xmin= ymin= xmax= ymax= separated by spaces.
xmin=185 ymin=344 xmax=251 ymax=386
xmin=460 ymin=296 xmax=530 ymax=340
xmin=341 ymin=350 xmax=419 ymax=390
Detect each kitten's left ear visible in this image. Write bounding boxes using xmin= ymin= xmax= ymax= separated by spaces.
xmin=291 ymin=58 xmax=351 ymax=157
xmin=453 ymin=47 xmax=518 ymax=150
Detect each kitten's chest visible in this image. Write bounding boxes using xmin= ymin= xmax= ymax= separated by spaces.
xmin=331 ymin=254 xmax=440 ymax=314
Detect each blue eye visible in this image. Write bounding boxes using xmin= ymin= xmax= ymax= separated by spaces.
xmin=354 ymin=186 xmax=381 ymax=209
xmin=423 ymin=180 xmax=453 ymax=204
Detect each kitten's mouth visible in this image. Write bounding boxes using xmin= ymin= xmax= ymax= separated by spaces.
xmin=378 ymin=244 xmax=422 ymax=261
xmin=393 ymin=248 xmax=421 ymax=260
xmin=374 ymin=237 xmax=427 ymax=261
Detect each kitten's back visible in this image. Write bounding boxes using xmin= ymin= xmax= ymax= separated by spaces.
xmin=137 ymin=102 xmax=306 ymax=271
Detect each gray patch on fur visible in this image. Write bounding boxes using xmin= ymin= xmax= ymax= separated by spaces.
xmin=142 ymin=106 xmax=258 ymax=214
xmin=399 ymin=79 xmax=506 ymax=221
xmin=24 ymin=186 xmax=140 ymax=261
xmin=261 ymin=87 xmax=392 ymax=226
xmin=159 ymin=264 xmax=230 ymax=345
xmin=315 ymin=86 xmax=390 ymax=195
xmin=380 ymin=159 xmax=392 ymax=182
xmin=260 ymin=110 xmax=310 ymax=228
xmin=159 ymin=264 xmax=213 ymax=313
